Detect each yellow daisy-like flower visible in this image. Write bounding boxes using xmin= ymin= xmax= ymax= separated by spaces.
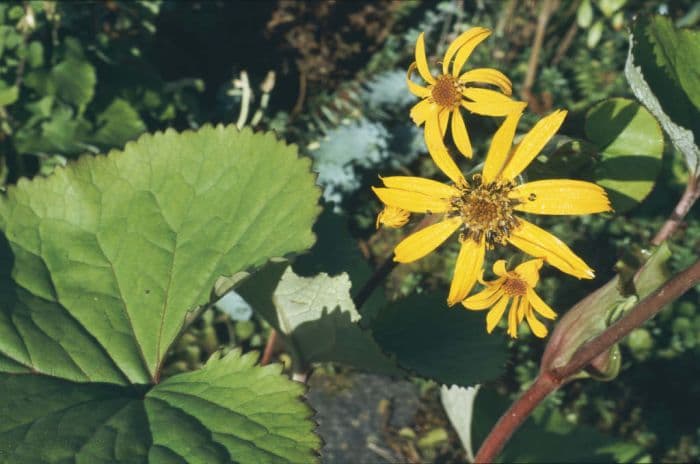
xmin=372 ymin=110 xmax=612 ymax=306
xmin=376 ymin=206 xmax=410 ymax=229
xmin=463 ymin=259 xmax=556 ymax=338
xmin=407 ymin=28 xmax=526 ymax=177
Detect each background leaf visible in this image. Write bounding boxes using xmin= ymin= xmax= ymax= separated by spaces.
xmin=0 ymin=351 xmax=320 ymax=463
xmin=585 ymin=97 xmax=664 ymax=212
xmin=371 ymin=294 xmax=508 ymax=387
xmin=238 ymin=265 xmax=401 ymax=375
xmin=625 ymin=15 xmax=700 ymax=177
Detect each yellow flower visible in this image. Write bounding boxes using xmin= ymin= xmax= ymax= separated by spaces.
xmin=407 ymin=27 xmax=526 ymax=177
xmin=463 ymin=259 xmax=556 ymax=338
xmin=376 ymin=206 xmax=410 ymax=229
xmin=372 ymin=110 xmax=612 ymax=306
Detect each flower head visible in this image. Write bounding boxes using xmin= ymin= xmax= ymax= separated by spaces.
xmin=372 ymin=110 xmax=612 ymax=306
xmin=407 ymin=28 xmax=526 ymax=176
xmin=463 ymin=259 xmax=556 ymax=338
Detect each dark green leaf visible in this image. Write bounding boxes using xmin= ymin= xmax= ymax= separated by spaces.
xmin=371 ymin=294 xmax=508 ymax=387
xmin=585 ymin=97 xmax=664 ymax=212
xmin=0 ymin=351 xmax=320 ymax=463
xmin=91 ymin=98 xmax=146 ymax=148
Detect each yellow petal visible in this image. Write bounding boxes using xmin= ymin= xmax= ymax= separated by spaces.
xmin=438 ymin=108 xmax=450 ymax=137
xmin=526 ymin=288 xmax=557 ymax=320
xmin=513 ymin=258 xmax=543 ymax=287
xmin=459 ymin=68 xmax=512 ymax=95
xmin=493 ymin=260 xmax=508 ymax=277
xmin=462 ymin=281 xmax=505 ymax=310
xmin=372 ymin=187 xmax=449 ymax=213
xmin=415 ymin=32 xmax=435 ymax=84
xmin=406 ymin=63 xmax=430 ymax=97
xmin=511 ymin=179 xmax=613 ymax=215
xmin=381 ymin=176 xmax=459 ymax=198
xmin=526 ymin=309 xmax=548 ymax=338
xmin=376 ymin=206 xmax=410 ymax=229
xmin=447 ymin=237 xmax=486 ymax=306
xmin=451 ymin=108 xmax=473 ymax=158
xmin=410 ymin=99 xmax=435 ymax=126
xmin=482 ymin=110 xmax=524 ymax=183
xmin=425 ymin=112 xmax=467 ymax=186
xmin=462 ymin=87 xmax=515 ymax=105
xmin=507 ymin=296 xmax=519 ymax=338
xmin=508 ymin=219 xmax=594 ymax=279
xmin=486 ymin=295 xmax=509 ymax=333
xmin=445 ymin=27 xmax=492 ymax=76
xmin=394 ymin=217 xmax=461 ymax=263
xmin=516 ymin=296 xmax=527 ymax=324
xmin=500 ymin=110 xmax=568 ymax=180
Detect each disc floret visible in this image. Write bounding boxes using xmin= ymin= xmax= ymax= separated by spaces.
xmin=450 ymin=174 xmax=520 ymax=248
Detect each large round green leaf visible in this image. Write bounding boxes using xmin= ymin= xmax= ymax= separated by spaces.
xmin=585 ymin=98 xmax=664 ymax=212
xmin=0 ymin=350 xmax=320 ymax=463
xmin=371 ymin=294 xmax=508 ymax=387
xmin=0 ymin=125 xmax=320 ymax=384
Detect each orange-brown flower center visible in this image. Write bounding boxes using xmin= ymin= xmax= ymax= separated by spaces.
xmin=450 ymin=174 xmax=521 ymax=248
xmin=431 ymin=74 xmax=462 ymax=108
xmin=502 ymin=276 xmax=528 ymax=296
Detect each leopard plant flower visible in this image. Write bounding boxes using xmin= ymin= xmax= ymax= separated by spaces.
xmin=407 ymin=27 xmax=526 ymax=179
xmin=372 ymin=110 xmax=612 ymax=306
xmin=463 ymin=259 xmax=556 ymax=338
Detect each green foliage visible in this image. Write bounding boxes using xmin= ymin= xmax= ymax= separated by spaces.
xmin=585 ymin=97 xmax=664 ymax=212
xmin=0 ymin=350 xmax=320 ymax=463
xmin=237 ymin=264 xmax=401 ymax=375
xmin=0 ymin=126 xmax=322 ymax=461
xmin=371 ymin=294 xmax=508 ymax=387
xmin=625 ymin=15 xmax=700 ymax=178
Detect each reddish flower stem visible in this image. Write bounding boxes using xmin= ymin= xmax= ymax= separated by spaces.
xmin=474 ymin=257 xmax=700 ymax=463
xmin=260 ymin=329 xmax=278 ymax=366
xmin=651 ymin=176 xmax=699 ymax=245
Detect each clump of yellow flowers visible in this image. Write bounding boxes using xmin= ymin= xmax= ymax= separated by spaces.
xmin=373 ymin=27 xmax=612 ymax=338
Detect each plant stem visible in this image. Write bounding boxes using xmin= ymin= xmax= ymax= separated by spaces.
xmin=474 ymin=257 xmax=700 ymax=463
xmin=474 ymin=374 xmax=558 ymax=463
xmin=521 ymin=0 xmax=557 ymax=104
xmin=260 ymin=329 xmax=278 ymax=365
xmin=652 ymin=176 xmax=700 ymax=245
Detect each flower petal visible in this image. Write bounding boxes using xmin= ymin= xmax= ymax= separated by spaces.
xmin=372 ymin=187 xmax=449 ymax=213
xmin=459 ymin=68 xmax=512 ymax=95
xmin=526 ymin=288 xmax=557 ymax=320
xmin=381 ymin=176 xmax=459 ymax=198
xmin=508 ymin=219 xmax=594 ymax=279
xmin=438 ymin=108 xmax=450 ymax=136
xmin=445 ymin=27 xmax=492 ymax=76
xmin=462 ymin=280 xmax=505 ymax=310
xmin=482 ymin=110 xmax=524 ymax=183
xmin=493 ymin=259 xmax=507 ymax=276
xmin=415 ymin=32 xmax=435 ymax=84
xmin=394 ymin=217 xmax=461 ymax=263
xmin=447 ymin=237 xmax=486 ymax=306
xmin=500 ymin=110 xmax=568 ymax=180
xmin=511 ymin=179 xmax=613 ymax=215
xmin=451 ymin=108 xmax=473 ymax=158
xmin=526 ymin=309 xmax=548 ymax=338
xmin=406 ymin=64 xmax=431 ymax=97
xmin=507 ymin=296 xmax=519 ymax=338
xmin=486 ymin=295 xmax=509 ymax=333
xmin=514 ymin=258 xmax=543 ymax=287
xmin=410 ymin=99 xmax=435 ymax=126
xmin=425 ymin=112 xmax=467 ymax=186
xmin=516 ymin=296 xmax=528 ymax=324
